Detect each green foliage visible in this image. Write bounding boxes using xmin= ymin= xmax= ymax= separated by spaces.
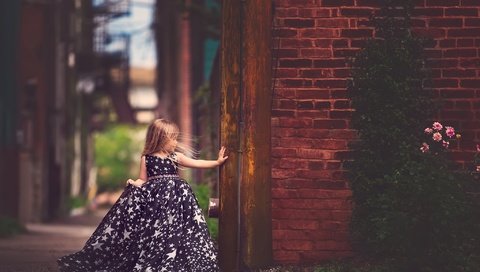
xmin=94 ymin=124 xmax=146 ymax=192
xmin=0 ymin=216 xmax=24 ymax=238
xmin=68 ymin=195 xmax=88 ymax=210
xmin=348 ymin=2 xmax=480 ymax=271
xmin=192 ymin=183 xmax=218 ymax=240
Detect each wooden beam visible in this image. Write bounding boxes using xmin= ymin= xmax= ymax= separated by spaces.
xmin=220 ymin=0 xmax=272 ymax=270
xmin=219 ymin=0 xmax=242 ymax=271
xmin=241 ymin=0 xmax=273 ymax=268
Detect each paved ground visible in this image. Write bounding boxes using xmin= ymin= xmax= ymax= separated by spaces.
xmin=0 ymin=209 xmax=107 ymax=272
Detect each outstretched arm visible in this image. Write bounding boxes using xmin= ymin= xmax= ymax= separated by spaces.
xmin=176 ymin=146 xmax=228 ymax=169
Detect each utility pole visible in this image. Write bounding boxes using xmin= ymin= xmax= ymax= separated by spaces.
xmin=219 ymin=0 xmax=273 ymax=270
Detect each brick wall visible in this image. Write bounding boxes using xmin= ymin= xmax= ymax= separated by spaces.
xmin=271 ymin=0 xmax=480 ymax=264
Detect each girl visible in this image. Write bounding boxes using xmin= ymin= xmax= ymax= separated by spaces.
xmin=58 ymin=119 xmax=227 ymax=271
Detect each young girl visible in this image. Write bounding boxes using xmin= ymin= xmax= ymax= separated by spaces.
xmin=58 ymin=119 xmax=227 ymax=271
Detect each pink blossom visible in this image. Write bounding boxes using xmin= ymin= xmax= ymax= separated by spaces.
xmin=442 ymin=140 xmax=449 ymax=148
xmin=445 ymin=126 xmax=455 ymax=138
xmin=432 ymin=122 xmax=443 ymax=131
xmin=432 ymin=132 xmax=442 ymax=142
xmin=477 ymin=144 xmax=480 ymax=152
xmin=420 ymin=143 xmax=429 ymax=153
xmin=424 ymin=128 xmax=433 ymax=134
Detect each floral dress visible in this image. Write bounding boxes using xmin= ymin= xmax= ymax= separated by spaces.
xmin=57 ymin=153 xmax=219 ymax=271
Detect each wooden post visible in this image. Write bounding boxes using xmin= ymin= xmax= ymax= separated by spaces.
xmin=219 ymin=0 xmax=242 ymax=270
xmin=241 ymin=0 xmax=273 ymax=269
xmin=220 ymin=0 xmax=272 ymax=270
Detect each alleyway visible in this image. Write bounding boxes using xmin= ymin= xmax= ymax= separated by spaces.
xmin=0 ymin=210 xmax=107 ymax=272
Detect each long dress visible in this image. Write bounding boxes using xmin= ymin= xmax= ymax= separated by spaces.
xmin=57 ymin=153 xmax=219 ymax=272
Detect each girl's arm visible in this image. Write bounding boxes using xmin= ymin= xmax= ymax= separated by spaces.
xmin=127 ymin=156 xmax=147 ymax=187
xmin=176 ymin=146 xmax=228 ymax=169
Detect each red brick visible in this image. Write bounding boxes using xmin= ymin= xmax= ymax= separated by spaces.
xmin=296 ymin=100 xmax=315 ymax=109
xmin=333 ymin=49 xmax=360 ymax=57
xmin=315 ymin=101 xmax=331 ymax=109
xmin=279 ymin=59 xmax=313 ymax=68
xmin=276 ymin=48 xmax=299 ymax=58
xmin=315 ymin=18 xmax=350 ymax=28
xmin=278 ymin=240 xmax=314 ymax=250
xmin=332 ymin=39 xmax=349 ymax=48
xmin=439 ymin=39 xmax=456 ymax=48
xmin=322 ymin=0 xmax=355 ymax=6
xmin=448 ymin=28 xmax=480 ymax=37
xmin=308 ymin=161 xmax=324 ymax=170
xmin=272 ymin=169 xmax=296 ymax=179
xmin=340 ymin=29 xmax=373 ymax=38
xmin=284 ymin=19 xmax=315 ymax=28
xmin=460 ymin=39 xmax=476 ymax=47
xmin=272 ymin=209 xmax=333 ymax=220
xmin=460 ymin=79 xmax=480 ymax=88
xmin=426 ymin=0 xmax=460 ymax=6
xmin=272 ymin=110 xmax=296 ymax=117
xmin=296 ymin=89 xmax=330 ymax=99
xmin=280 ymin=38 xmax=313 ymax=48
xmin=313 ymin=59 xmax=347 ymax=68
xmin=461 ymin=0 xmax=479 ymax=5
xmin=299 ymin=49 xmax=333 ymax=58
xmin=443 ymin=69 xmax=476 ymax=78
xmin=278 ymin=117 xmax=314 ymax=128
xmin=440 ymin=89 xmax=475 ymax=98
xmin=279 ymin=79 xmax=313 ymax=87
xmin=465 ymin=18 xmax=480 ymax=27
xmin=413 ymin=8 xmax=444 ymax=17
xmin=429 ymin=18 xmax=463 ymax=27
xmin=315 ymin=79 xmax=347 ymax=88
xmin=313 ymin=119 xmax=347 ymax=129
xmin=313 ymin=39 xmax=333 ymax=48
xmin=445 ymin=8 xmax=478 ymax=16
xmin=300 ymin=29 xmax=339 ymax=38
xmin=300 ymin=69 xmax=333 ymax=78
xmin=331 ymin=90 xmax=348 ymax=99
xmin=340 ymin=8 xmax=374 ymax=17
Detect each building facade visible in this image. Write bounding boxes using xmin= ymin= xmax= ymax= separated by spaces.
xmin=271 ymin=0 xmax=480 ymax=264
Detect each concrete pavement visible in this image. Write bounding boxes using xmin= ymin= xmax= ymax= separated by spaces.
xmin=0 ymin=209 xmax=106 ymax=272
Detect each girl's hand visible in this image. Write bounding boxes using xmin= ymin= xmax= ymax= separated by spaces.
xmin=126 ymin=178 xmax=146 ymax=187
xmin=217 ymin=146 xmax=229 ymax=165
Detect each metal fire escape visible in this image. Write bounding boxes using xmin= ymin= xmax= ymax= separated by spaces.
xmin=93 ymin=0 xmax=135 ymax=123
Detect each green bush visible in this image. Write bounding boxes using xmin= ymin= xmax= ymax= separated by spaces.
xmin=94 ymin=124 xmax=146 ymax=192
xmin=192 ymin=183 xmax=218 ymax=240
xmin=347 ymin=1 xmax=480 ymax=270
xmin=0 ymin=216 xmax=24 ymax=238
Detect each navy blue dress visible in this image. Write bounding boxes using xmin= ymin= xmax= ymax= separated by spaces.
xmin=57 ymin=153 xmax=219 ymax=271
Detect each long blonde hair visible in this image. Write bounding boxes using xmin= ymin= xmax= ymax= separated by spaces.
xmin=141 ymin=118 xmax=196 ymax=157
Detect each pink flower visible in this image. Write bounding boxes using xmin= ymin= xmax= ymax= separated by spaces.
xmin=445 ymin=126 xmax=455 ymax=138
xmin=432 ymin=132 xmax=442 ymax=142
xmin=420 ymin=143 xmax=430 ymax=153
xmin=424 ymin=128 xmax=433 ymax=134
xmin=432 ymin=122 xmax=443 ymax=131
xmin=477 ymin=165 xmax=480 ymax=172
xmin=442 ymin=140 xmax=449 ymax=148
xmin=477 ymin=144 xmax=480 ymax=152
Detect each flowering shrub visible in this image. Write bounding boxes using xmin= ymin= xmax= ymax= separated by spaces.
xmin=420 ymin=121 xmax=461 ymax=154
xmin=473 ymin=144 xmax=480 ymax=172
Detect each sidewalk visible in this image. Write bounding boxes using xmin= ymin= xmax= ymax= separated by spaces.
xmin=0 ymin=209 xmax=107 ymax=272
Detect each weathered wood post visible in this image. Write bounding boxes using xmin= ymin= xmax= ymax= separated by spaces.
xmin=220 ymin=0 xmax=273 ymax=270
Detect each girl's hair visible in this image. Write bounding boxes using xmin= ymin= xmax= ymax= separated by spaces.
xmin=141 ymin=118 xmax=196 ymax=157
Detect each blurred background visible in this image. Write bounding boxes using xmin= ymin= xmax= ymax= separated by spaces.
xmin=0 ymin=0 xmax=221 ymax=239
